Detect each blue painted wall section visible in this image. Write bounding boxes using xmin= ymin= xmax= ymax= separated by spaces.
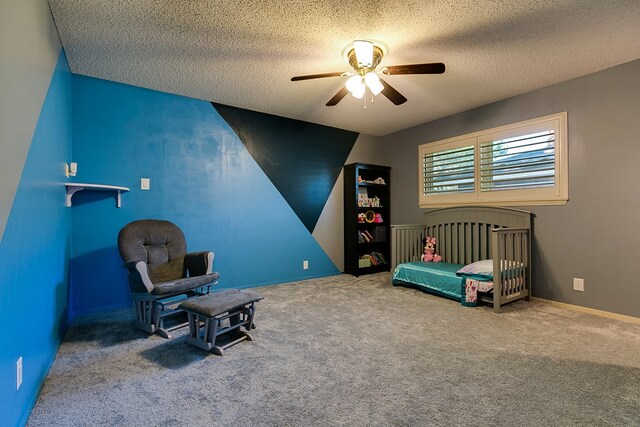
xmin=213 ymin=103 xmax=358 ymax=233
xmin=0 ymin=52 xmax=72 ymax=427
xmin=70 ymin=76 xmax=340 ymax=316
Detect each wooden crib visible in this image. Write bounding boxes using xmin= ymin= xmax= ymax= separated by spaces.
xmin=391 ymin=206 xmax=532 ymax=312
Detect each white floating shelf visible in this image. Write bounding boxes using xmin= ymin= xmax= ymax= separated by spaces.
xmin=65 ymin=183 xmax=130 ymax=208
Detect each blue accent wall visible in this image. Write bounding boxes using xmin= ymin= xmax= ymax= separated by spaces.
xmin=70 ymin=76 xmax=340 ymax=316
xmin=0 ymin=52 xmax=72 ymax=427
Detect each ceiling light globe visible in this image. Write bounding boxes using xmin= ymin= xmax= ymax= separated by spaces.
xmin=364 ymin=72 xmax=384 ymax=95
xmin=369 ymin=82 xmax=384 ymax=96
xmin=364 ymin=71 xmax=380 ymax=84
xmin=351 ymin=84 xmax=365 ymax=99
xmin=353 ymin=40 xmax=374 ymax=68
xmin=364 ymin=71 xmax=380 ymax=85
xmin=345 ymin=75 xmax=364 ymax=93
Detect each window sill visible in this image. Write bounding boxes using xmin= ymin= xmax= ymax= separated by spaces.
xmin=418 ymin=199 xmax=568 ymax=209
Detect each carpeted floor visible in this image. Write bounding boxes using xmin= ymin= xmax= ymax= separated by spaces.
xmin=28 ymin=273 xmax=640 ymax=426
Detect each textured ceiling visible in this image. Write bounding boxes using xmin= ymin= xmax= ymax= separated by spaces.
xmin=49 ymin=0 xmax=640 ymax=136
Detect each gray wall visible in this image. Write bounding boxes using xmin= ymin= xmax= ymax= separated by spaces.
xmin=0 ymin=0 xmax=62 ymax=240
xmin=379 ymin=59 xmax=640 ymax=318
xmin=313 ymin=133 xmax=388 ymax=271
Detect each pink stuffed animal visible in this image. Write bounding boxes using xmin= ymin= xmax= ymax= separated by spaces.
xmin=421 ymin=237 xmax=442 ymax=262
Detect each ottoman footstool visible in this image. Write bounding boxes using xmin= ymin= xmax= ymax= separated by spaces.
xmin=178 ymin=289 xmax=264 ymax=355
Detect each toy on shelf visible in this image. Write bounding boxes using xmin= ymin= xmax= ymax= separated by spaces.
xmin=364 ymin=210 xmax=376 ymax=223
xmin=358 ymin=213 xmax=366 ymax=223
xmin=421 ymin=237 xmax=442 ymax=262
xmin=358 ymin=194 xmax=381 ymax=207
xmin=359 ymin=177 xmax=387 ymax=185
xmin=373 ymin=213 xmax=383 ymax=223
xmin=358 ymin=230 xmax=374 ymax=243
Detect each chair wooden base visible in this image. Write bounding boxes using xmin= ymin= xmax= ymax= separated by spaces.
xmin=131 ymin=287 xmax=210 ymax=339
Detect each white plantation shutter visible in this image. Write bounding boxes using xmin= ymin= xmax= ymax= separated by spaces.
xmin=418 ymin=112 xmax=568 ymax=207
xmin=423 ymin=145 xmax=475 ymax=195
xmin=480 ymin=130 xmax=556 ymax=192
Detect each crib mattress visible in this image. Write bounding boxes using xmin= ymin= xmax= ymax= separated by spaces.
xmin=392 ymin=262 xmax=465 ymax=301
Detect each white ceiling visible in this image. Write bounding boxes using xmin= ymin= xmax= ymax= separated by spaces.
xmin=48 ymin=0 xmax=640 ymax=136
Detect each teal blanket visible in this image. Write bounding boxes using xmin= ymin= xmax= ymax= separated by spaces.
xmin=392 ymin=262 xmax=466 ymax=302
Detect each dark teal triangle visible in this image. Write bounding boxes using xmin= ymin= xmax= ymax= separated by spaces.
xmin=212 ymin=103 xmax=359 ymax=233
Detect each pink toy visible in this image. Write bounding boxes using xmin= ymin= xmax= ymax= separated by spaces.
xmin=374 ymin=213 xmax=383 ymax=223
xmin=421 ymin=237 xmax=442 ymax=262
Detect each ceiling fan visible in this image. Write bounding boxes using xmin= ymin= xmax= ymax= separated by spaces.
xmin=291 ymin=40 xmax=445 ymax=107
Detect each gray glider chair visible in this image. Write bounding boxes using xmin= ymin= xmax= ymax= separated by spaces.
xmin=117 ymin=219 xmax=220 ymax=338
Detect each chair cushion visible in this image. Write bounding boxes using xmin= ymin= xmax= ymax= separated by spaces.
xmin=179 ymin=289 xmax=264 ymax=317
xmin=151 ymin=272 xmax=220 ymax=296
xmin=118 ymin=219 xmax=187 ymax=283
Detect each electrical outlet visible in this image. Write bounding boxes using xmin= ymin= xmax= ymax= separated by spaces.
xmin=17 ymin=357 xmax=22 ymax=390
xmin=303 ymin=260 xmax=309 ymax=270
xmin=141 ymin=178 xmax=150 ymax=190
xmin=573 ymin=278 xmax=584 ymax=292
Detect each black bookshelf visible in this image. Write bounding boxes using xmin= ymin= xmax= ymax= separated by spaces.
xmin=343 ymin=163 xmax=391 ymax=276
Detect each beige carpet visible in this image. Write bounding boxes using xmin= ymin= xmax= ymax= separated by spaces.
xmin=28 ymin=273 xmax=640 ymax=426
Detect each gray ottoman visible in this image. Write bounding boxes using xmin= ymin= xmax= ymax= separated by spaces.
xmin=178 ymin=289 xmax=264 ymax=355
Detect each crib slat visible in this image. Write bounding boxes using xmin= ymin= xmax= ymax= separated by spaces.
xmin=448 ymin=223 xmax=454 ymax=263
xmin=472 ymin=223 xmax=478 ymax=262
xmin=458 ymin=223 xmax=464 ymax=264
xmin=451 ymin=223 xmax=458 ymax=264
xmin=398 ymin=227 xmax=401 ymax=265
xmin=464 ymin=222 xmax=473 ymax=264
xmin=492 ymin=232 xmax=501 ymax=312
xmin=413 ymin=227 xmax=418 ymax=262
xmin=437 ymin=224 xmax=443 ymax=261
xmin=436 ymin=224 xmax=441 ymax=260
xmin=510 ymin=232 xmax=515 ymax=294
xmin=401 ymin=228 xmax=406 ymax=263
xmin=516 ymin=232 xmax=522 ymax=293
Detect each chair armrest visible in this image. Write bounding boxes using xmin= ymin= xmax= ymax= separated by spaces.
xmin=123 ymin=261 xmax=154 ymax=293
xmin=184 ymin=251 xmax=214 ymax=276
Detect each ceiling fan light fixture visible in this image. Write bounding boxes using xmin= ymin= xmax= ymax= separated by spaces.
xmin=352 ymin=40 xmax=374 ymax=68
xmin=291 ymin=39 xmax=438 ymax=107
xmin=350 ymin=84 xmax=366 ymax=99
xmin=345 ymin=75 xmax=364 ymax=93
xmin=364 ymin=71 xmax=384 ymax=95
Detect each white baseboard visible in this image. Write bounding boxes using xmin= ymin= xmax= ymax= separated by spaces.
xmin=532 ymin=297 xmax=640 ymax=324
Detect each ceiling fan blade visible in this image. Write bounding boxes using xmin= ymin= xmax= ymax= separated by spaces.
xmin=326 ymin=87 xmax=350 ymax=106
xmin=379 ymin=78 xmax=407 ymax=105
xmin=291 ymin=71 xmax=347 ymax=81
xmin=382 ymin=62 xmax=446 ymax=75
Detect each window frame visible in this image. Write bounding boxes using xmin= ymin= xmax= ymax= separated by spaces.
xmin=418 ymin=112 xmax=568 ymax=208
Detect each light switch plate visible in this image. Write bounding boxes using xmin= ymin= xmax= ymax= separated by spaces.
xmin=141 ymin=178 xmax=150 ymax=190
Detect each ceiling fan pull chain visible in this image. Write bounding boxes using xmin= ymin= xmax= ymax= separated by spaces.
xmin=364 ymin=89 xmax=367 ymax=110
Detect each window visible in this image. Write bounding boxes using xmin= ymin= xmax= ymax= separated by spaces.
xmin=419 ymin=112 xmax=568 ymax=207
